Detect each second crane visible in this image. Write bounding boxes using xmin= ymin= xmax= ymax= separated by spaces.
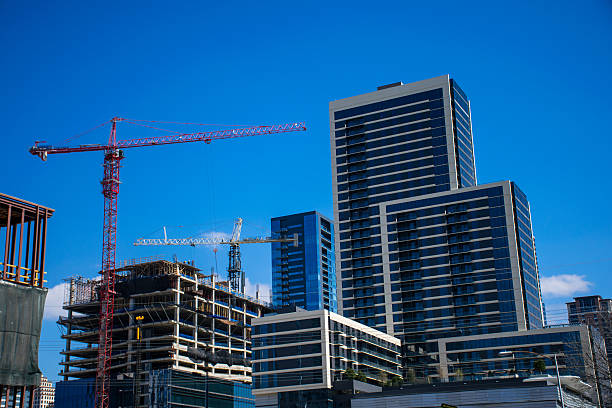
xmin=134 ymin=218 xmax=298 ymax=293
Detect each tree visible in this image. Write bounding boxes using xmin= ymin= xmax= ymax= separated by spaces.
xmin=378 ymin=372 xmax=389 ymax=386
xmin=356 ymin=371 xmax=367 ymax=382
xmin=533 ymin=359 xmax=546 ymax=374
xmin=344 ymin=368 xmax=357 ymax=379
xmin=391 ymin=375 xmax=403 ymax=387
xmin=405 ymin=368 xmax=416 ymax=384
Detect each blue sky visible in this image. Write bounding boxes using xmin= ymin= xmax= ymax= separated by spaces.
xmin=1 ymin=1 xmax=611 ymax=383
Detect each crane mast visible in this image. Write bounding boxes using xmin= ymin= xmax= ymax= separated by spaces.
xmin=97 ymin=119 xmax=123 ymax=408
xmin=30 ymin=118 xmax=306 ymax=408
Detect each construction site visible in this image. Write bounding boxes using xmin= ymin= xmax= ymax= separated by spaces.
xmin=22 ymin=118 xmax=307 ymax=408
xmin=57 ymin=256 xmax=271 ymax=407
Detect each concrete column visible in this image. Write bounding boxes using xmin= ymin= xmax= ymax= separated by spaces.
xmin=127 ymin=297 xmax=135 ymax=369
xmin=174 ymin=276 xmax=181 ymax=368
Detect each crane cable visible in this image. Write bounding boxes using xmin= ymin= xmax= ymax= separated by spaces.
xmin=122 ymin=118 xmax=254 ymax=127
xmin=60 ymin=120 xmax=111 ymax=145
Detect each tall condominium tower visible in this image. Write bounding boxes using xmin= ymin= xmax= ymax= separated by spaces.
xmin=330 ymin=76 xmax=543 ymax=378
xmin=271 ymin=211 xmax=337 ymax=312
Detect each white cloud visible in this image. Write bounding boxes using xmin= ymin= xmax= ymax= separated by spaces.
xmin=540 ymin=274 xmax=592 ymax=298
xmin=44 ymin=282 xmax=67 ymax=321
xmin=244 ymin=277 xmax=271 ymax=302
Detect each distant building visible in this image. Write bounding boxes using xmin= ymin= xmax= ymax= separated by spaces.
xmin=0 ymin=193 xmax=54 ymax=408
xmin=567 ymin=295 xmax=612 ymax=365
xmin=271 ymin=211 xmax=337 ymax=312
xmin=351 ymin=377 xmax=597 ymax=408
xmin=252 ymin=308 xmax=401 ymax=407
xmin=435 ymin=325 xmax=610 ymax=406
xmin=33 ymin=376 xmax=54 ymax=408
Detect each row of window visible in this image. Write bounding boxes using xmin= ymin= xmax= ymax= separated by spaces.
xmin=336 ymin=155 xmax=438 ymax=183
xmin=336 ymin=108 xmax=445 ymax=141
xmin=335 ymin=98 xmax=444 ymax=130
xmin=253 ymin=356 xmax=322 ymax=373
xmin=252 ymin=330 xmax=321 ymax=348
xmin=446 ymin=331 xmax=582 ymax=351
xmin=334 ymin=88 xmax=443 ymax=121
xmin=253 ymin=369 xmax=323 ymax=389
xmin=385 ymin=186 xmax=505 ymax=215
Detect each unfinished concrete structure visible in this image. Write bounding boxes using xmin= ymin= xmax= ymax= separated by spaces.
xmin=0 ymin=193 xmax=54 ymax=408
xmin=57 ymin=256 xmax=271 ymax=407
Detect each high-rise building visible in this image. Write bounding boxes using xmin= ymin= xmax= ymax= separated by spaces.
xmin=329 ymin=76 xmax=544 ymax=379
xmin=271 ymin=211 xmax=337 ymax=312
xmin=567 ymin=295 xmax=612 ymax=366
xmin=32 ymin=375 xmax=54 ymax=408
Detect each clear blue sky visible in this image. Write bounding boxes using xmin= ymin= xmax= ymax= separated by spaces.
xmin=1 ymin=1 xmax=611 ymax=383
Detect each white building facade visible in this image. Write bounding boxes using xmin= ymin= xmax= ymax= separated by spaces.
xmin=33 ymin=376 xmax=54 ymax=408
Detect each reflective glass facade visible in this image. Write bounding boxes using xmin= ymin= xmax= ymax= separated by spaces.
xmin=271 ymin=212 xmax=337 ymax=312
xmin=335 ymin=181 xmax=544 ymax=378
xmin=331 ymin=76 xmax=479 ymax=332
xmin=450 ymin=80 xmax=476 ymax=188
xmin=512 ymin=184 xmax=542 ymax=329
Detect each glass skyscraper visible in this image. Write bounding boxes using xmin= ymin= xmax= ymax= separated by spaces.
xmin=330 ymin=76 xmax=543 ymax=379
xmin=271 ymin=211 xmax=337 ymax=312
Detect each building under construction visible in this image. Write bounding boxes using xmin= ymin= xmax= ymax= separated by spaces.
xmin=56 ymin=256 xmax=271 ymax=408
xmin=0 ymin=193 xmax=53 ymax=408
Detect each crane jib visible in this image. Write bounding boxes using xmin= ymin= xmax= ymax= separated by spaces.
xmin=28 ymin=122 xmax=306 ymax=155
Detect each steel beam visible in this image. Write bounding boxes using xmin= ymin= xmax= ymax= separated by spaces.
xmin=10 ymin=222 xmax=17 ymax=277
xmin=17 ymin=209 xmax=24 ymax=282
xmin=24 ymin=221 xmax=30 ymax=279
xmin=31 ymin=207 xmax=39 ymax=286
xmin=39 ymin=209 xmax=47 ymax=287
xmin=4 ymin=205 xmax=11 ymax=279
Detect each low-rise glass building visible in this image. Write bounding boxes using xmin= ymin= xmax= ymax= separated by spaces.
xmin=251 ymin=308 xmax=401 ymax=407
xmin=435 ymin=325 xmax=610 ymax=405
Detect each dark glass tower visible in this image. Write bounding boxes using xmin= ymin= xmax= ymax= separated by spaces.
xmin=271 ymin=211 xmax=337 ymax=312
xmin=330 ymin=76 xmax=543 ymax=379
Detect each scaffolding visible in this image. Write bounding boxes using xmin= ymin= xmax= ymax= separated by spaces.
xmin=0 ymin=193 xmax=54 ymax=408
xmin=58 ymin=258 xmax=271 ymax=407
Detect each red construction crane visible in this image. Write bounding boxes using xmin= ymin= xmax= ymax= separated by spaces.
xmin=29 ymin=117 xmax=306 ymax=408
